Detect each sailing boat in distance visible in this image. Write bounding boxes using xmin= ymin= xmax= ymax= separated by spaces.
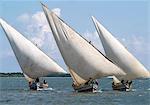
xmin=41 ymin=3 xmax=126 ymax=92
xmin=92 ymin=16 xmax=150 ymax=91
xmin=0 ymin=18 xmax=67 ymax=90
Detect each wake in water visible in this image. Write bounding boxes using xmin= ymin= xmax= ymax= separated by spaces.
xmin=37 ymin=87 xmax=54 ymax=91
xmin=147 ymin=88 xmax=150 ymax=91
xmin=94 ymin=89 xmax=102 ymax=93
xmin=131 ymin=89 xmax=136 ymax=92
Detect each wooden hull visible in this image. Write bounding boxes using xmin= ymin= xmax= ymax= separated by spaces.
xmin=73 ymin=81 xmax=98 ymax=92
xmin=29 ymin=83 xmax=48 ymax=90
xmin=112 ymin=82 xmax=132 ymax=91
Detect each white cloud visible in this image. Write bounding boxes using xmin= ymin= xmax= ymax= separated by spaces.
xmin=17 ymin=8 xmax=105 ymax=59
xmin=16 ymin=8 xmax=67 ymax=69
xmin=23 ymin=11 xmax=49 ymax=47
xmin=17 ymin=13 xmax=30 ymax=23
xmin=82 ymin=31 xmax=149 ymax=57
xmin=120 ymin=34 xmax=150 ymax=69
xmin=16 ymin=9 xmax=149 ymax=70
xmin=51 ymin=8 xmax=61 ymax=17
xmin=120 ymin=35 xmax=150 ymax=55
xmin=83 ymin=30 xmax=150 ymax=69
xmin=17 ymin=8 xmax=61 ymax=48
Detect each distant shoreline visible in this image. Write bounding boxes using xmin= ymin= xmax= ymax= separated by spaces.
xmin=0 ymin=72 xmax=71 ymax=77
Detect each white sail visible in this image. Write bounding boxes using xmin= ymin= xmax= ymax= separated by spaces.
xmin=92 ymin=16 xmax=150 ymax=80
xmin=42 ymin=4 xmax=126 ymax=85
xmin=68 ymin=68 xmax=87 ymax=86
xmin=112 ymin=76 xmax=121 ymax=84
xmin=0 ymin=18 xmax=67 ymax=79
xmin=23 ymin=73 xmax=35 ymax=82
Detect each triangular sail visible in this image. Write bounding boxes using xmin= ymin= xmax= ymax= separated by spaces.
xmin=23 ymin=73 xmax=35 ymax=82
xmin=68 ymin=68 xmax=87 ymax=86
xmin=92 ymin=16 xmax=150 ymax=80
xmin=42 ymin=4 xmax=126 ymax=83
xmin=112 ymin=76 xmax=121 ymax=84
xmin=0 ymin=18 xmax=66 ymax=79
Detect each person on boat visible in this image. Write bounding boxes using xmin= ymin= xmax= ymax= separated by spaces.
xmin=42 ymin=80 xmax=48 ymax=88
xmin=35 ymin=78 xmax=43 ymax=89
xmin=121 ymin=80 xmax=125 ymax=84
xmin=35 ymin=78 xmax=39 ymax=83
xmin=29 ymin=81 xmax=32 ymax=89
xmin=43 ymin=80 xmax=47 ymax=84
xmin=112 ymin=82 xmax=115 ymax=86
xmin=124 ymin=81 xmax=129 ymax=89
xmin=95 ymin=80 xmax=98 ymax=85
xmin=29 ymin=81 xmax=37 ymax=90
xmin=129 ymin=81 xmax=132 ymax=86
xmin=85 ymin=78 xmax=92 ymax=85
xmin=72 ymin=81 xmax=76 ymax=87
xmin=120 ymin=80 xmax=127 ymax=90
xmin=89 ymin=41 xmax=91 ymax=44
xmin=29 ymin=81 xmax=32 ymax=87
xmin=126 ymin=80 xmax=132 ymax=89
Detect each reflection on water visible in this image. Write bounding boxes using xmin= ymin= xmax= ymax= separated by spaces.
xmin=0 ymin=77 xmax=150 ymax=105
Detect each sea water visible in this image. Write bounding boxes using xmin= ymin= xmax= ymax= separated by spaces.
xmin=0 ymin=77 xmax=150 ymax=105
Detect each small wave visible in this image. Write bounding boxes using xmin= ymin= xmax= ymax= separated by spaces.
xmin=147 ymin=88 xmax=150 ymax=91
xmin=131 ymin=89 xmax=136 ymax=92
xmin=56 ymin=90 xmax=63 ymax=93
xmin=138 ymin=94 xmax=142 ymax=97
xmin=95 ymin=89 xmax=102 ymax=93
xmin=37 ymin=87 xmax=54 ymax=91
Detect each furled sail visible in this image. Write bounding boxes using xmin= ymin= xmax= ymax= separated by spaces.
xmin=92 ymin=16 xmax=150 ymax=81
xmin=0 ymin=18 xmax=67 ymax=80
xmin=42 ymin=4 xmax=126 ymax=85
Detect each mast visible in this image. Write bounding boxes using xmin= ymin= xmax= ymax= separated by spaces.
xmin=92 ymin=16 xmax=150 ymax=80
xmin=0 ymin=18 xmax=66 ymax=79
xmin=41 ymin=3 xmax=126 ymax=85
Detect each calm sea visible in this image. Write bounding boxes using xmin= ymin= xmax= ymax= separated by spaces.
xmin=0 ymin=77 xmax=149 ymax=105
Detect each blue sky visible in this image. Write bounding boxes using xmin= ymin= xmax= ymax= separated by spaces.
xmin=0 ymin=0 xmax=150 ymax=72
